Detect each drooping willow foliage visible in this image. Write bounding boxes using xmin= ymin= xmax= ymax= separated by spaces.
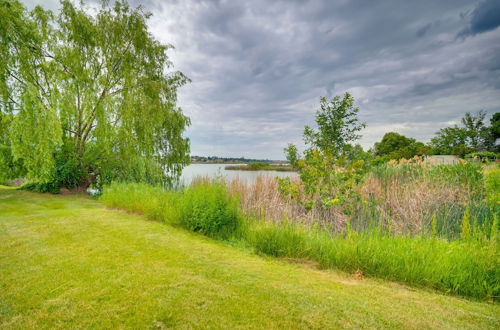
xmin=0 ymin=0 xmax=190 ymax=188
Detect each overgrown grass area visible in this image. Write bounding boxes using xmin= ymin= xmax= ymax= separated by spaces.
xmin=1 ymin=187 xmax=499 ymax=328
xmin=248 ymin=223 xmax=498 ymax=300
xmin=100 ymin=168 xmax=500 ymax=300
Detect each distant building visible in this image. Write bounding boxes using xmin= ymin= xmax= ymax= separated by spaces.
xmin=424 ymin=155 xmax=461 ymax=165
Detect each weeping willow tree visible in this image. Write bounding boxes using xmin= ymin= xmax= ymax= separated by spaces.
xmin=0 ymin=0 xmax=190 ymax=189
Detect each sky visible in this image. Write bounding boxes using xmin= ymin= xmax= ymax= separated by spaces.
xmin=24 ymin=0 xmax=500 ymax=159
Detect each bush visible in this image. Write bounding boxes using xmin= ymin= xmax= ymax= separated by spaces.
xmin=179 ymin=181 xmax=241 ymax=239
xmin=17 ymin=151 xmax=87 ymax=194
xmin=465 ymin=152 xmax=499 ymax=162
xmin=19 ymin=181 xmax=61 ymax=194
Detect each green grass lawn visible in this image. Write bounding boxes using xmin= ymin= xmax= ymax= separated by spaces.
xmin=1 ymin=187 xmax=499 ymax=329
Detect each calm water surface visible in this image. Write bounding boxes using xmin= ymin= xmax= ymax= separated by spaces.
xmin=180 ymin=164 xmax=298 ymax=185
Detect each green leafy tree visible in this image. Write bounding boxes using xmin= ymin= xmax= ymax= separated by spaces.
xmin=430 ymin=126 xmax=471 ymax=157
xmin=461 ymin=111 xmax=491 ymax=151
xmin=491 ymin=112 xmax=500 ymax=152
xmin=373 ymin=132 xmax=431 ymax=163
xmin=492 ymin=113 xmax=500 ymax=139
xmin=0 ymin=0 xmax=190 ymax=189
xmin=283 ymin=93 xmax=366 ymax=209
xmin=0 ymin=112 xmax=25 ymax=183
xmin=374 ymin=132 xmax=414 ymax=156
xmin=430 ymin=111 xmax=493 ymax=157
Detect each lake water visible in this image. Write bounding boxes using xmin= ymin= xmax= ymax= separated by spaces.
xmin=180 ymin=164 xmax=298 ymax=185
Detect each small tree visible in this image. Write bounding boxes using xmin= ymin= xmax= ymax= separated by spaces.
xmin=373 ymin=132 xmax=431 ymax=163
xmin=430 ymin=111 xmax=494 ymax=157
xmin=283 ymin=93 xmax=365 ymax=209
xmin=0 ymin=0 xmax=190 ymax=189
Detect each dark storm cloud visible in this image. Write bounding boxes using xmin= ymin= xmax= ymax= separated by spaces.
xmin=458 ymin=0 xmax=500 ymax=37
xmin=22 ymin=0 xmax=500 ymax=158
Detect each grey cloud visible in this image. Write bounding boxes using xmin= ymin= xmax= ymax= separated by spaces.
xmin=20 ymin=0 xmax=500 ymax=158
xmin=458 ymin=0 xmax=500 ymax=37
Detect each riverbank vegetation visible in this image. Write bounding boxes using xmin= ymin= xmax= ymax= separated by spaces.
xmin=101 ymin=160 xmax=499 ymax=300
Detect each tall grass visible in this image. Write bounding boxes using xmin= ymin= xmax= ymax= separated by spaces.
xmin=179 ymin=180 xmax=241 ymax=239
xmin=249 ymin=221 xmax=499 ymax=299
xmin=101 ymin=181 xmax=241 ymax=239
xmin=100 ymin=162 xmax=500 ymax=300
xmin=357 ymin=161 xmax=496 ymax=238
xmin=228 ymin=161 xmax=497 ymax=239
xmin=100 ymin=182 xmax=179 ymax=222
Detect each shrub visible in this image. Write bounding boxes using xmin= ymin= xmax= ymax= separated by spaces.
xmin=19 ymin=181 xmax=61 ymax=194
xmin=179 ymin=181 xmax=241 ymax=239
xmin=465 ymin=152 xmax=499 ymax=162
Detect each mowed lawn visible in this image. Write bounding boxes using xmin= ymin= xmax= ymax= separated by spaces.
xmin=0 ymin=187 xmax=498 ymax=329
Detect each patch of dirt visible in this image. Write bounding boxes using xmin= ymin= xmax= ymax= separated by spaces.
xmin=8 ymin=178 xmax=25 ymax=187
xmin=354 ymin=269 xmax=364 ymax=279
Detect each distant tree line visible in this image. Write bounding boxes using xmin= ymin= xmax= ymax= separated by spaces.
xmin=372 ymin=111 xmax=499 ymax=163
xmin=191 ymin=156 xmax=281 ymax=164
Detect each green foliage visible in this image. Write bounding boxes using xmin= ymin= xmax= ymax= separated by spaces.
xmin=431 ymin=214 xmax=437 ymax=237
xmin=101 ymin=182 xmax=179 ymax=221
xmin=19 ymin=181 xmax=60 ymax=194
xmin=484 ymin=166 xmax=500 ymax=208
xmin=0 ymin=0 xmax=190 ymax=188
xmin=101 ymin=181 xmax=240 ymax=239
xmin=283 ymin=93 xmax=366 ymax=210
xmin=465 ymin=151 xmax=499 ymax=162
xmin=250 ymin=222 xmax=307 ymax=258
xmin=0 ymin=113 xmax=26 ymax=183
xmin=303 ymin=93 xmax=365 ymax=156
xmin=247 ymin=162 xmax=270 ymax=170
xmin=491 ymin=112 xmax=500 ymax=141
xmin=277 ymin=176 xmax=300 ymax=202
xmin=461 ymin=207 xmax=471 ymax=241
xmin=373 ymin=132 xmax=431 ymax=163
xmin=284 ymin=143 xmax=299 ymax=168
xmin=430 ymin=111 xmax=495 ymax=157
xmin=491 ymin=214 xmax=498 ymax=243
xmin=179 ymin=181 xmax=241 ymax=239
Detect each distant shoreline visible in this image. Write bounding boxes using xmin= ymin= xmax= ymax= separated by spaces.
xmin=224 ymin=164 xmax=297 ymax=172
xmin=191 ymin=161 xmax=245 ymax=164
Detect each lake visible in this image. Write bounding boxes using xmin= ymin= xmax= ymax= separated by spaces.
xmin=180 ymin=164 xmax=298 ymax=185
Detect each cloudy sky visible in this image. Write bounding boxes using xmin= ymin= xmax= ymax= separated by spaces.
xmin=26 ymin=0 xmax=500 ymax=159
